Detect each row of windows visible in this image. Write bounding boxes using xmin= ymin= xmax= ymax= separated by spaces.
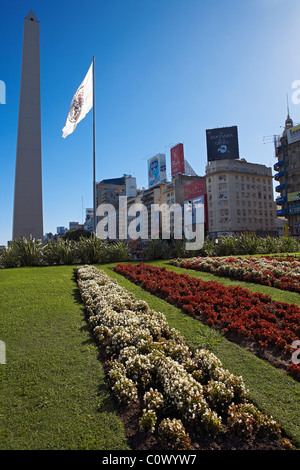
xmin=210 ymin=218 xmax=273 ymax=228
xmin=207 ymin=175 xmax=271 ymax=184
xmin=208 ymin=183 xmax=271 ymax=192
xmin=210 ymin=201 xmax=273 ymax=209
xmin=208 ymin=192 xmax=273 ymax=201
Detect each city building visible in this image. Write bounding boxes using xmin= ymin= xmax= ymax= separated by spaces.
xmin=205 ymin=158 xmax=275 ymax=237
xmin=140 ymin=184 xmax=167 ymax=239
xmin=83 ymin=208 xmax=94 ymax=232
xmin=69 ymin=221 xmax=80 ymax=231
xmin=164 ymin=174 xmax=207 ymax=238
xmin=96 ymin=175 xmax=136 ymax=208
xmin=57 ymin=226 xmax=66 ymax=235
xmin=274 ymin=114 xmax=300 ymax=236
xmin=96 ymin=175 xmax=137 ymax=239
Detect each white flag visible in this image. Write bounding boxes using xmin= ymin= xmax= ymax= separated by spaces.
xmin=62 ymin=62 xmax=93 ymax=138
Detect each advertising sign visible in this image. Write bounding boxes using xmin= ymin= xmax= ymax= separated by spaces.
xmin=287 ymin=124 xmax=300 ymax=144
xmin=184 ymin=179 xmax=205 ymax=201
xmin=171 ymin=143 xmax=185 ymax=176
xmin=148 ymin=154 xmax=167 ymax=188
xmin=287 ymin=191 xmax=300 ymax=202
xmin=289 ymin=205 xmax=300 ymax=215
xmin=206 ymin=126 xmax=239 ymax=162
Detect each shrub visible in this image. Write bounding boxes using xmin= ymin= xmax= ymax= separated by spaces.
xmin=142 ymin=239 xmax=172 ymax=260
xmin=139 ymin=409 xmax=157 ymax=434
xmin=111 ymin=375 xmax=139 ymax=405
xmin=158 ymin=418 xmax=192 ymax=450
xmin=13 ymin=236 xmax=43 ymax=266
xmin=143 ymin=388 xmax=164 ymax=412
xmin=227 ymin=403 xmax=281 ymax=439
xmin=106 ymin=241 xmax=131 ymax=262
xmin=76 ymin=236 xmax=108 ymax=264
xmin=1 ymin=236 xmax=132 ymax=268
xmin=0 ymin=245 xmax=19 ymax=268
xmin=56 ymin=239 xmax=77 ymax=265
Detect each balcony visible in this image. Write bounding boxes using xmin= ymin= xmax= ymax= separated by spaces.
xmin=275 ymin=183 xmax=286 ymax=192
xmin=277 ymin=208 xmax=287 ymax=216
xmin=274 ymin=171 xmax=284 ymax=180
xmin=274 ymin=160 xmax=284 ymax=171
xmin=276 ymin=196 xmax=286 ymax=205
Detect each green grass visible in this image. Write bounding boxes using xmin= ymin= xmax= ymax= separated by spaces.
xmin=247 ymin=252 xmax=300 ymax=258
xmin=1 ymin=261 xmax=300 ymax=450
xmin=0 ymin=265 xmax=128 ymax=450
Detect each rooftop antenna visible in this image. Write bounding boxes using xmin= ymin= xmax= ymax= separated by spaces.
xmin=263 ymin=134 xmax=280 ymax=157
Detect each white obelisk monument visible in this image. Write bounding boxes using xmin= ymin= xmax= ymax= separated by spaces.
xmin=13 ymin=11 xmax=43 ymax=241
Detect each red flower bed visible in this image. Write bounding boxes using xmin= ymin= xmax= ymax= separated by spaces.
xmin=114 ymin=263 xmax=300 ymax=381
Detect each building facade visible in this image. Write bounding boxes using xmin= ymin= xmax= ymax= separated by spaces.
xmin=96 ymin=175 xmax=137 ymax=239
xmin=274 ymin=114 xmax=300 ymax=236
xmin=205 ymin=158 xmax=275 ymax=237
xmin=164 ymin=175 xmax=206 ymax=238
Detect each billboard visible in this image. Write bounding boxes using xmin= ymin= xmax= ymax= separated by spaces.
xmin=171 ymin=143 xmax=185 ymax=176
xmin=184 ymin=178 xmax=205 ymax=201
xmin=287 ymin=191 xmax=300 ymax=202
xmin=287 ymin=124 xmax=300 ymax=144
xmin=206 ymin=126 xmax=239 ymax=162
xmin=148 ymin=154 xmax=167 ymax=188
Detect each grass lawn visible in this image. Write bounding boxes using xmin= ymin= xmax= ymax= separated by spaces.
xmin=0 ymin=261 xmax=299 ymax=449
xmin=0 ymin=265 xmax=128 ymax=450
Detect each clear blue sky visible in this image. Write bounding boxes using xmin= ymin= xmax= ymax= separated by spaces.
xmin=1 ymin=0 xmax=300 ymax=245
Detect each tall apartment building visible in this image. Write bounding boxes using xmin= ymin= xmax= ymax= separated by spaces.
xmin=274 ymin=114 xmax=300 ymax=236
xmin=205 ymin=158 xmax=275 ymax=237
xmin=96 ymin=175 xmax=137 ymax=239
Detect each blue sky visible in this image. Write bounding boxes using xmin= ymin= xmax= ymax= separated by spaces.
xmin=1 ymin=0 xmax=300 ymax=245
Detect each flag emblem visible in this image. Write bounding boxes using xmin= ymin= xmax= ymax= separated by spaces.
xmin=62 ymin=62 xmax=93 ymax=138
xmin=69 ymin=87 xmax=84 ymax=123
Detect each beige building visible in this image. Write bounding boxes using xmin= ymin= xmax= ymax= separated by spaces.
xmin=205 ymin=158 xmax=275 ymax=237
xmin=96 ymin=175 xmax=136 ymax=208
xmin=96 ymin=175 xmax=137 ymax=239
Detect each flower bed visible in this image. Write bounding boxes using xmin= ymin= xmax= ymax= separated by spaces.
xmin=75 ymin=265 xmax=293 ymax=450
xmin=170 ymin=256 xmax=300 ymax=294
xmin=114 ymin=263 xmax=300 ymax=382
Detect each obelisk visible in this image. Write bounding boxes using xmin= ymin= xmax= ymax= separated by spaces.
xmin=13 ymin=10 xmax=43 ymax=241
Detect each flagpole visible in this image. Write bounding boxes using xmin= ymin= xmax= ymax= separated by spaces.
xmin=93 ymin=55 xmax=96 ymax=235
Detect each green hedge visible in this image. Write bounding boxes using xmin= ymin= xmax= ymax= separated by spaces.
xmin=0 ymin=236 xmax=131 ymax=268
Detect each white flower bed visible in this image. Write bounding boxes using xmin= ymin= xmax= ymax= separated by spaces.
xmin=76 ymin=265 xmax=283 ymax=447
